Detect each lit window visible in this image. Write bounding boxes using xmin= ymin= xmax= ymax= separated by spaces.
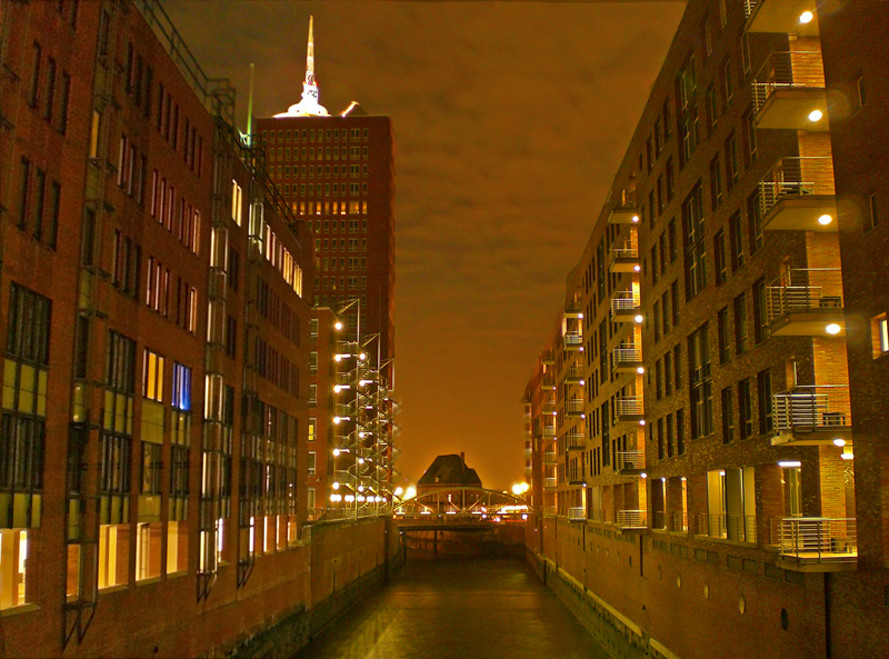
xmin=871 ymin=313 xmax=889 ymax=358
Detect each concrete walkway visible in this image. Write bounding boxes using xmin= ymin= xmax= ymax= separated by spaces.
xmin=295 ymin=556 xmax=611 ymax=659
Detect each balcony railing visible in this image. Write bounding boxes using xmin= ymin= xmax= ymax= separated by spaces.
xmin=615 ymin=450 xmax=645 ymax=473
xmin=567 ymin=470 xmax=584 ymax=485
xmin=773 ymin=385 xmax=851 ymax=432
xmin=543 ymin=505 xmax=558 ymax=516
xmin=697 ymin=513 xmax=757 ymax=543
xmin=542 ymin=425 xmax=556 ymax=439
xmin=617 ymin=510 xmax=647 ymax=529
xmin=611 ymin=293 xmax=640 ymax=316
xmin=566 ymin=398 xmax=585 ymax=416
xmin=752 ymin=50 xmax=826 ymax=114
xmin=607 ymin=205 xmax=640 ymax=224
xmin=615 ymin=396 xmax=644 ymax=419
xmin=671 ymin=511 xmax=689 ymax=533
xmin=568 ymin=507 xmax=586 ymax=522
xmin=771 ymin=517 xmax=857 ymax=564
xmin=744 ymin=0 xmax=820 ymax=37
xmin=564 ymin=365 xmax=584 ymax=383
xmin=767 ymin=268 xmax=844 ymax=323
xmin=543 ymin=449 xmax=557 ymax=464
xmin=564 ymin=331 xmax=583 ymax=349
xmin=612 ymin=345 xmax=642 ymax=367
xmin=565 ymin=432 xmax=585 ymax=449
xmin=543 ymin=477 xmax=557 ymax=489
xmin=653 ymin=510 xmax=667 ymax=530
xmin=758 ymin=157 xmax=836 ymax=224
xmin=611 ymin=241 xmax=639 ymax=260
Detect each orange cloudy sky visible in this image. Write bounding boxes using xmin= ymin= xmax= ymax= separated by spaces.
xmin=164 ymin=0 xmax=685 ymax=490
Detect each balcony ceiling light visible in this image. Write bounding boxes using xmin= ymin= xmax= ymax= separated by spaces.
xmin=841 ymin=447 xmax=854 ymax=460
xmin=334 ymin=321 xmax=343 ymax=330
xmin=579 ymin=379 xmax=586 ymax=386
xmin=799 ymin=10 xmax=814 ymax=24
xmin=778 ymin=460 xmax=802 ymax=468
xmin=640 ymin=472 xmax=647 ymax=479
xmin=825 ymin=323 xmax=842 ymax=335
xmin=832 ymin=438 xmax=846 ymax=447
xmin=636 ymin=366 xmax=646 ymax=374
xmin=634 ymin=314 xmax=644 ymax=324
xmin=818 ymin=214 xmax=833 ymax=226
xmin=808 ymin=109 xmax=824 ymax=122
xmin=639 ymin=419 xmax=646 ymax=426
xmin=634 ymin=265 xmax=641 ymax=272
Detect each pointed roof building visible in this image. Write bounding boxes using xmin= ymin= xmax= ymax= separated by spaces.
xmin=274 ymin=15 xmax=328 ymax=117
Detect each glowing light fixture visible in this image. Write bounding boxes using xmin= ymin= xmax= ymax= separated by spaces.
xmin=636 ymin=366 xmax=645 ymax=374
xmin=817 ymin=214 xmax=833 ymax=226
xmin=808 ymin=109 xmax=823 ymax=122
xmin=332 ymin=481 xmax=340 ymax=490
xmin=332 ymin=448 xmax=340 ymax=457
xmin=799 ymin=10 xmax=814 ymax=24
xmin=833 ymin=438 xmax=846 ymax=447
xmin=334 ymin=321 xmax=343 ymax=330
xmin=634 ymin=314 xmax=644 ymax=324
xmin=778 ymin=460 xmax=802 ymax=468
xmin=579 ymin=379 xmax=586 ymax=386
xmin=634 ymin=265 xmax=641 ymax=272
xmin=640 ymin=472 xmax=648 ymax=479
xmin=639 ymin=419 xmax=646 ymax=426
xmin=632 ymin=215 xmax=640 ymax=223
xmin=841 ymin=447 xmax=854 ymax=460
xmin=825 ymin=323 xmax=842 ymax=335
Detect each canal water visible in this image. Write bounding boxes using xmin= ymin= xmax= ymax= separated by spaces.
xmin=296 ymin=556 xmax=611 ymax=658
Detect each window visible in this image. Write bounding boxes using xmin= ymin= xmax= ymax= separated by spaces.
xmin=757 ymin=370 xmax=773 ymax=434
xmin=664 ymin=350 xmax=673 ymax=397
xmin=668 ymin=218 xmax=677 ymax=262
xmin=855 ymin=73 xmax=866 ymax=111
xmin=682 ymin=184 xmax=706 ymax=301
xmin=689 ymin=323 xmax=713 ymax=439
xmin=872 ymin=314 xmax=889 ymax=358
xmin=867 ymin=193 xmax=878 ymax=230
xmin=714 ymin=229 xmax=727 ymax=285
xmin=722 ymin=57 xmax=733 ymax=106
xmin=44 ymin=58 xmax=56 ymax=121
xmin=307 ymin=451 xmax=316 ymax=476
xmin=734 ymin=293 xmax=748 ymax=355
xmin=1 ymin=284 xmax=51 ymax=545
xmin=666 ymin=159 xmax=675 ymax=202
xmin=172 ymin=363 xmax=191 ymax=412
xmin=746 ymin=190 xmax=763 ymax=253
xmin=17 ymin=157 xmax=30 ymax=230
xmin=729 ymin=211 xmax=744 ymax=272
xmin=142 ymin=349 xmax=164 ymax=402
xmin=231 ymin=180 xmax=243 ymax=225
xmin=225 ymin=315 xmax=237 ymax=358
xmin=715 ymin=307 xmax=729 ymax=365
xmin=706 ymin=85 xmax=718 ymax=135
xmin=753 ymin=278 xmax=768 ymax=344
xmin=29 ymin=42 xmax=41 ymax=107
xmin=725 ymin=133 xmax=739 ymax=188
xmin=738 ymin=379 xmax=753 ymax=439
xmin=674 ymin=344 xmax=682 ymax=391
xmin=671 ymin=280 xmax=680 ymax=325
xmin=721 ymin=387 xmax=734 ymax=444
xmin=709 ymin=155 xmax=722 ymax=209
xmin=59 ymin=72 xmax=71 ymax=135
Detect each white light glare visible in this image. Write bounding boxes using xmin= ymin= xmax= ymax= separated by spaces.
xmin=818 ymin=214 xmax=833 ymax=226
xmin=832 ymin=438 xmax=846 ymax=447
xmin=634 ymin=314 xmax=644 ymax=324
xmin=778 ymin=460 xmax=802 ymax=468
xmin=636 ymin=366 xmax=645 ymax=374
xmin=799 ymin=10 xmax=814 ymax=24
xmin=825 ymin=323 xmax=842 ymax=335
xmin=334 ymin=321 xmax=343 ymax=330
xmin=808 ymin=109 xmax=823 ymax=122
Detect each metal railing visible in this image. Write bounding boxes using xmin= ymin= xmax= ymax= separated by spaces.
xmin=568 ymin=507 xmax=586 ymax=521
xmin=772 ymin=517 xmax=857 ymax=561
xmin=543 ymin=506 xmax=558 ymax=516
xmin=567 ymin=469 xmax=584 ymax=484
xmin=565 ymin=432 xmax=585 ymax=449
xmin=653 ymin=511 xmax=667 ymax=530
xmin=564 ymin=333 xmax=583 ymax=350
xmin=542 ymin=425 xmax=556 ymax=439
xmin=543 ymin=449 xmax=557 ymax=464
xmin=671 ymin=511 xmax=689 ymax=533
xmin=698 ymin=513 xmax=757 ymax=542
xmin=611 ymin=240 xmax=639 ymax=261
xmin=543 ymin=477 xmax=557 ymax=489
xmin=611 ymin=293 xmax=640 ymax=314
xmin=617 ymin=510 xmax=647 ymax=529
xmin=743 ymin=0 xmax=760 ymax=18
xmin=565 ymin=365 xmax=585 ymax=381
xmin=752 ymin=50 xmax=826 ymax=114
xmin=767 ymin=268 xmax=844 ymax=323
xmin=773 ymin=385 xmax=851 ymax=431
xmin=615 ymin=451 xmax=645 ymax=471
xmin=566 ymin=398 xmax=585 ymax=415
xmin=616 ymin=396 xmax=644 ymax=418
xmin=759 ymin=157 xmax=836 ymax=221
xmin=613 ymin=345 xmax=642 ymax=365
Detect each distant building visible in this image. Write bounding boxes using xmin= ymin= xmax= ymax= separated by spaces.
xmin=418 ymin=453 xmax=482 ymax=494
xmin=254 ymin=18 xmax=396 ymax=517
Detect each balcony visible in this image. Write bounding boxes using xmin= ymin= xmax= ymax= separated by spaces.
xmin=752 ymin=51 xmax=827 ymax=131
xmin=609 ymin=240 xmax=641 ymax=274
xmin=563 ymin=331 xmax=583 ymax=351
xmin=541 ymin=400 xmax=557 ymax=416
xmin=615 ymin=451 xmax=645 ymax=475
xmin=541 ymin=373 xmax=556 ymax=390
xmin=607 ymin=205 xmax=640 ymax=225
xmin=565 ymin=398 xmax=585 ymax=418
xmin=615 ymin=396 xmax=644 ymax=423
xmin=565 ymin=431 xmax=585 ymax=450
xmin=542 ymin=425 xmax=556 ymax=439
xmin=744 ymin=0 xmax=820 ymax=38
xmin=543 ymin=476 xmax=557 ymax=489
xmin=697 ymin=513 xmax=757 ymax=543
xmin=771 ymin=385 xmax=851 ymax=446
xmin=610 ymin=292 xmax=641 ymax=322
xmin=671 ymin=511 xmax=689 ymax=533
xmin=767 ymin=269 xmax=844 ymax=336
xmin=617 ymin=510 xmax=647 ymax=530
xmin=543 ymin=449 xmax=557 ymax=465
xmin=564 ymin=302 xmax=583 ymax=319
xmin=771 ymin=517 xmax=857 ymax=571
xmin=567 ymin=470 xmax=584 ymax=486
xmin=758 ymin=157 xmax=837 ymax=232
xmin=612 ymin=344 xmax=643 ymax=373
xmin=564 ymin=365 xmax=584 ymax=384
xmin=568 ymin=507 xmax=586 ymax=522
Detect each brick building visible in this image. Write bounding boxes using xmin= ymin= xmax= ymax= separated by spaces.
xmin=525 ymin=0 xmax=889 ymax=655
xmin=0 ymin=1 xmax=394 ymax=656
xmin=254 ymin=18 xmax=397 ymax=520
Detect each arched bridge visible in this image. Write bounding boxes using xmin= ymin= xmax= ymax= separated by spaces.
xmin=393 ymin=486 xmax=532 ymax=524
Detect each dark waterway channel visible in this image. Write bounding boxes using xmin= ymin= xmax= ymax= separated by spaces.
xmin=295 ymin=556 xmax=611 ymax=659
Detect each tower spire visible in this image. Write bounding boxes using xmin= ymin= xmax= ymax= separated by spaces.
xmin=275 ymin=15 xmax=329 ymax=117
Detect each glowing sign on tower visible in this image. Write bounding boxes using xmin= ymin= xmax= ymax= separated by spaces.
xmin=275 ymin=15 xmax=329 ymax=117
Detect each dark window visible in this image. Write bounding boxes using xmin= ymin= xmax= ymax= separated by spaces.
xmin=717 ymin=307 xmax=730 ymax=364
xmin=29 ymin=42 xmax=41 ymax=107
xmin=44 ymin=58 xmax=56 ymax=121
xmin=689 ymin=323 xmax=713 ymax=439
xmin=757 ymin=370 xmax=773 ymax=434
xmin=714 ymin=229 xmax=727 ymax=285
xmin=734 ymin=292 xmax=748 ymax=355
xmin=738 ymin=379 xmax=753 ymax=439
xmin=729 ymin=211 xmax=744 ymax=272
xmin=709 ymin=155 xmax=722 ymax=209
xmin=682 ymin=184 xmax=707 ymax=300
xmin=746 ymin=190 xmax=763 ymax=253
xmin=721 ymin=387 xmax=734 ymax=444
xmin=18 ymin=157 xmax=30 ymax=230
xmin=753 ymin=278 xmax=768 ymax=344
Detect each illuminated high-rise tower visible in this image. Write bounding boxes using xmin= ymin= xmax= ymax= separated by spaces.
xmin=256 ymin=17 xmax=396 ymax=518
